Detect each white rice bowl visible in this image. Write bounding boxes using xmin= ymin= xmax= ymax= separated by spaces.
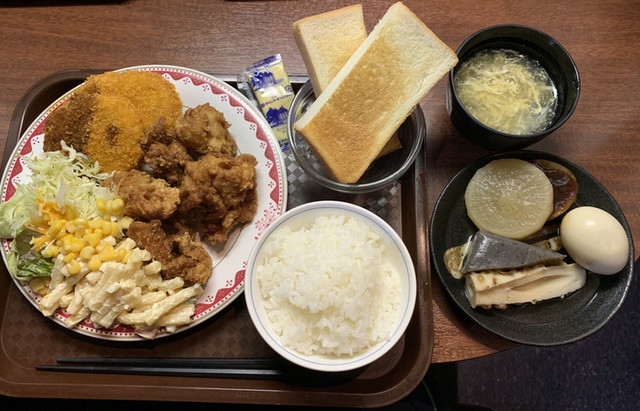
xmin=245 ymin=201 xmax=416 ymax=372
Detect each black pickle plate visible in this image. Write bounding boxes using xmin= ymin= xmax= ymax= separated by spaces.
xmin=429 ymin=150 xmax=634 ymax=346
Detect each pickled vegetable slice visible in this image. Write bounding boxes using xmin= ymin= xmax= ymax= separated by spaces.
xmin=531 ymin=159 xmax=578 ymax=221
xmin=464 ymin=158 xmax=553 ymax=239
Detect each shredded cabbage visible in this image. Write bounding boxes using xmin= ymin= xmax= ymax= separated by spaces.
xmin=0 ymin=141 xmax=114 ymax=239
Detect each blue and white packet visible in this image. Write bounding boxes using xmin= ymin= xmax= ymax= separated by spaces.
xmin=241 ymin=54 xmax=295 ymax=151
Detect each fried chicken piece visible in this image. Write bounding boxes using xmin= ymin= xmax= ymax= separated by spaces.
xmin=163 ymin=232 xmax=212 ymax=285
xmin=202 ymin=187 xmax=258 ymax=244
xmin=180 ymin=153 xmax=257 ymax=210
xmin=175 ymin=104 xmax=237 ymax=156
xmin=144 ymin=140 xmax=192 ymax=185
xmin=126 ymin=220 xmax=173 ymax=261
xmin=107 ymin=170 xmax=180 ymax=220
xmin=142 ymin=116 xmax=176 ymax=146
xmin=178 ymin=153 xmax=258 ymax=245
xmin=142 ymin=118 xmax=193 ymax=184
xmin=127 ymin=220 xmax=212 ymax=285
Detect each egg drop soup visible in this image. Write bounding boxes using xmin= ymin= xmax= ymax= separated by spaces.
xmin=454 ymin=48 xmax=558 ymax=135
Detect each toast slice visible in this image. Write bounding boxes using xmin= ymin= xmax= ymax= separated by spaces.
xmin=292 ymin=4 xmax=402 ymax=158
xmin=293 ymin=2 xmax=457 ymax=183
xmin=293 ymin=4 xmax=367 ymax=97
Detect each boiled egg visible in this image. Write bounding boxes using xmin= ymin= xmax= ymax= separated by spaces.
xmin=560 ymin=206 xmax=629 ymax=275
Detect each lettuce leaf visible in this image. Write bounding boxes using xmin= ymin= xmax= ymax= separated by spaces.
xmin=6 ymin=229 xmax=54 ymax=281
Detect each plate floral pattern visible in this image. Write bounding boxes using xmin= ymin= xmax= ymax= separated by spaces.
xmin=0 ymin=65 xmax=287 ymax=340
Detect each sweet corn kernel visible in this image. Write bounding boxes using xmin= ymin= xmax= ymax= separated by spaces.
xmin=65 ymin=221 xmax=76 ymax=234
xmin=108 ymin=198 xmax=125 ymax=214
xmin=54 ymin=230 xmax=67 ymax=240
xmin=46 ymin=220 xmax=64 ymax=237
xmin=110 ymin=221 xmax=121 ymax=237
xmin=89 ymin=218 xmax=103 ymax=230
xmin=66 ymin=260 xmax=81 ymax=275
xmin=88 ymin=255 xmax=102 ymax=271
xmin=98 ymin=244 xmax=115 ymax=261
xmin=73 ymin=218 xmax=88 ymax=227
xmin=114 ymin=247 xmax=127 ymax=262
xmin=105 ymin=221 xmax=114 ymax=237
xmin=93 ymin=228 xmax=104 ymax=239
xmin=51 ymin=245 xmax=61 ymax=257
xmin=83 ymin=233 xmax=100 ymax=248
xmin=41 ymin=245 xmax=60 ymax=259
xmin=40 ymin=247 xmax=52 ymax=258
xmin=80 ymin=245 xmax=95 ymax=260
xmin=96 ymin=198 xmax=106 ymax=212
xmin=103 ymin=222 xmax=113 ymax=237
xmin=74 ymin=225 xmax=86 ymax=238
xmin=70 ymin=238 xmax=84 ymax=253
xmin=61 ymin=235 xmax=74 ymax=252
xmin=64 ymin=252 xmax=78 ymax=263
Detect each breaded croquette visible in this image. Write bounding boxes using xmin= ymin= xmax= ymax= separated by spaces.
xmin=44 ymin=71 xmax=182 ymax=172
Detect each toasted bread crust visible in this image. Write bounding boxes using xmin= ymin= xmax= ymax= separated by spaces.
xmin=294 ymin=2 xmax=458 ymax=183
xmin=293 ymin=5 xmax=367 ymax=96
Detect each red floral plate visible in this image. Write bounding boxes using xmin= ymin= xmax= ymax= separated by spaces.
xmin=0 ymin=65 xmax=287 ymax=340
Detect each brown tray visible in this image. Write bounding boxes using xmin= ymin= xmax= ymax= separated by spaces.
xmin=0 ymin=69 xmax=433 ymax=408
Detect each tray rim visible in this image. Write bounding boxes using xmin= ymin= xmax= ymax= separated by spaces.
xmin=0 ymin=69 xmax=432 ymax=408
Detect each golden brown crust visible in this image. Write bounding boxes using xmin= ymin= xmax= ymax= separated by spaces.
xmin=44 ymin=71 xmax=182 ymax=172
xmin=293 ymin=4 xmax=367 ymax=96
xmin=293 ymin=3 xmax=457 ymax=183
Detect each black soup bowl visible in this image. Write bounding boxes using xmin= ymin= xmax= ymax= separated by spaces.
xmin=446 ymin=24 xmax=580 ymax=151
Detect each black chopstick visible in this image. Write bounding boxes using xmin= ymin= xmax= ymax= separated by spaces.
xmin=55 ymin=356 xmax=287 ymax=369
xmin=36 ymin=364 xmax=294 ymax=379
xmin=35 ymin=357 xmax=355 ymax=381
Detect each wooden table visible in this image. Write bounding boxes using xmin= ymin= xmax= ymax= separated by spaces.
xmin=0 ymin=0 xmax=638 ymax=366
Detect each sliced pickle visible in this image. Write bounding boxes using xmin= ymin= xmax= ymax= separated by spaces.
xmin=530 ymin=159 xmax=579 ymax=221
xmin=464 ymin=158 xmax=554 ymax=240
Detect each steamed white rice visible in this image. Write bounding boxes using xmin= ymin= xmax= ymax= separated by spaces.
xmin=256 ymin=214 xmax=402 ymax=356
